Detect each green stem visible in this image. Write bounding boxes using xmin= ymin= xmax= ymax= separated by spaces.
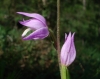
xmin=61 ymin=65 xmax=70 ymax=79
xmin=49 ymin=29 xmax=57 ymax=49
xmin=57 ymin=0 xmax=60 ymax=68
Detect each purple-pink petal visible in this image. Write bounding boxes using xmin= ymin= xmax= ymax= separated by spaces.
xmin=17 ymin=12 xmax=46 ymax=26
xmin=22 ymin=27 xmax=49 ymax=40
xmin=65 ymin=33 xmax=67 ymax=41
xmin=65 ymin=33 xmax=76 ymax=66
xmin=61 ymin=32 xmax=72 ymax=65
xmin=19 ymin=19 xmax=45 ymax=30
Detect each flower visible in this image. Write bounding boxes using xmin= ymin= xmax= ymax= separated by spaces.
xmin=17 ymin=12 xmax=49 ymax=40
xmin=60 ymin=32 xmax=76 ymax=66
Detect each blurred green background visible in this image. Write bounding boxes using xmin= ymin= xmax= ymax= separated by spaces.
xmin=0 ymin=0 xmax=100 ymax=79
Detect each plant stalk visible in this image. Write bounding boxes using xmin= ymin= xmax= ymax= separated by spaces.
xmin=57 ymin=0 xmax=60 ymax=68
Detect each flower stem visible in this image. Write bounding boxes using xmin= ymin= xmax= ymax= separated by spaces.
xmin=49 ymin=29 xmax=57 ymax=49
xmin=57 ymin=0 xmax=60 ymax=69
xmin=61 ymin=65 xmax=70 ymax=79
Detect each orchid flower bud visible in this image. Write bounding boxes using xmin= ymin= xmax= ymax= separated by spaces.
xmin=60 ymin=32 xmax=76 ymax=66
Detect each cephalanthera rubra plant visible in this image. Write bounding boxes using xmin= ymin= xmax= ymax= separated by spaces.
xmin=17 ymin=1 xmax=76 ymax=79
